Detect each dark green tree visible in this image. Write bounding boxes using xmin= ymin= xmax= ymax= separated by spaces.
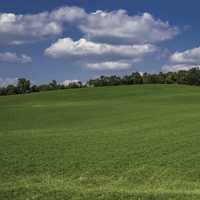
xmin=49 ymin=80 xmax=58 ymax=89
xmin=17 ymin=78 xmax=31 ymax=94
xmin=6 ymin=85 xmax=17 ymax=95
xmin=31 ymin=85 xmax=39 ymax=92
xmin=187 ymin=68 xmax=200 ymax=85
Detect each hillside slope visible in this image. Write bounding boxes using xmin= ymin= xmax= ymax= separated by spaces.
xmin=1 ymin=85 xmax=200 ymax=200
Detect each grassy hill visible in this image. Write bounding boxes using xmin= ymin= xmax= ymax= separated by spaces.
xmin=1 ymin=85 xmax=200 ymax=200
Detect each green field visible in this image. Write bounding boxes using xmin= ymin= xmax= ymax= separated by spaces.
xmin=1 ymin=85 xmax=200 ymax=200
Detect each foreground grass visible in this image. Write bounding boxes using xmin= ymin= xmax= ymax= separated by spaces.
xmin=1 ymin=85 xmax=200 ymax=199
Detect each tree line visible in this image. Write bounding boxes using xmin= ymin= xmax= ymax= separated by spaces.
xmin=0 ymin=79 xmax=82 ymax=96
xmin=87 ymin=68 xmax=200 ymax=87
xmin=1 ymin=67 xmax=200 ymax=96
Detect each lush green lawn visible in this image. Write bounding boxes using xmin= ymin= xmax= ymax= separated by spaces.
xmin=1 ymin=85 xmax=200 ymax=199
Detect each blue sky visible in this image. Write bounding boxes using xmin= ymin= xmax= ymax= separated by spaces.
xmin=1 ymin=0 xmax=200 ymax=85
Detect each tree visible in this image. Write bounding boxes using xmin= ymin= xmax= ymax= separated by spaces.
xmin=165 ymin=72 xmax=177 ymax=84
xmin=0 ymin=87 xmax=7 ymax=96
xmin=31 ymin=85 xmax=39 ymax=93
xmin=49 ymin=80 xmax=58 ymax=89
xmin=142 ymin=72 xmax=151 ymax=84
xmin=122 ymin=73 xmax=142 ymax=85
xmin=187 ymin=68 xmax=200 ymax=85
xmin=157 ymin=72 xmax=166 ymax=84
xmin=131 ymin=72 xmax=143 ymax=84
xmin=6 ymin=85 xmax=17 ymax=95
xmin=17 ymin=78 xmax=31 ymax=94
xmin=177 ymin=70 xmax=188 ymax=84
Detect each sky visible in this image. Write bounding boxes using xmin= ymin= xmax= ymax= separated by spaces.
xmin=1 ymin=0 xmax=200 ymax=86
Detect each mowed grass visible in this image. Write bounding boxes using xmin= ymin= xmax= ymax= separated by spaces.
xmin=1 ymin=85 xmax=200 ymax=199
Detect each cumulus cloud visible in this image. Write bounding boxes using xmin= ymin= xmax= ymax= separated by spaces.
xmin=50 ymin=6 xmax=86 ymax=22
xmin=0 ymin=77 xmax=18 ymax=87
xmin=0 ymin=6 xmax=178 ymax=46
xmin=0 ymin=6 xmax=180 ymax=71
xmin=45 ymin=37 xmax=156 ymax=61
xmin=45 ymin=37 xmax=156 ymax=70
xmin=162 ymin=64 xmax=200 ymax=72
xmin=86 ymin=61 xmax=132 ymax=70
xmin=170 ymin=47 xmax=200 ymax=64
xmin=163 ymin=46 xmax=200 ymax=72
xmin=80 ymin=10 xmax=179 ymax=44
xmin=0 ymin=52 xmax=32 ymax=63
xmin=0 ymin=6 xmax=86 ymax=45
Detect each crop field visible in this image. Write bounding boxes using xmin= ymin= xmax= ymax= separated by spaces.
xmin=1 ymin=85 xmax=200 ymax=199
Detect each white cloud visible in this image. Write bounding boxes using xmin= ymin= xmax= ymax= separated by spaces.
xmin=0 ymin=6 xmax=180 ymax=72
xmin=80 ymin=10 xmax=179 ymax=44
xmin=170 ymin=47 xmax=200 ymax=64
xmin=162 ymin=64 xmax=200 ymax=72
xmin=45 ymin=37 xmax=156 ymax=61
xmin=0 ymin=6 xmax=86 ymax=45
xmin=0 ymin=52 xmax=32 ymax=63
xmin=62 ymin=79 xmax=80 ymax=86
xmin=163 ymin=46 xmax=200 ymax=72
xmin=45 ymin=37 xmax=156 ymax=70
xmin=50 ymin=6 xmax=86 ymax=22
xmin=0 ymin=13 xmax=60 ymax=45
xmin=86 ymin=61 xmax=131 ymax=70
xmin=0 ymin=77 xmax=18 ymax=87
xmin=0 ymin=6 xmax=178 ymax=46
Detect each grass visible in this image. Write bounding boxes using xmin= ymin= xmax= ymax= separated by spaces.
xmin=1 ymin=84 xmax=200 ymax=199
